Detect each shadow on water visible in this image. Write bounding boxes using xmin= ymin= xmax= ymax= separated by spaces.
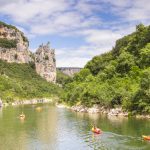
xmin=0 ymin=104 xmax=150 ymax=150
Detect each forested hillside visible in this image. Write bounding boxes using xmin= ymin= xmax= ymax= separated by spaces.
xmin=63 ymin=24 xmax=150 ymax=113
xmin=0 ymin=60 xmax=62 ymax=102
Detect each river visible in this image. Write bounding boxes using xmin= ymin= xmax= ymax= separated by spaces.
xmin=0 ymin=104 xmax=150 ymax=150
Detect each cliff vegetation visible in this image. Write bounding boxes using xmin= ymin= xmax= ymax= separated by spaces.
xmin=0 ymin=38 xmax=17 ymax=48
xmin=0 ymin=60 xmax=62 ymax=103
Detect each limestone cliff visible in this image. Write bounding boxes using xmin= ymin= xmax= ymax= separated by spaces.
xmin=35 ymin=43 xmax=56 ymax=83
xmin=0 ymin=22 xmax=56 ymax=83
xmin=57 ymin=67 xmax=82 ymax=76
xmin=0 ymin=22 xmax=33 ymax=63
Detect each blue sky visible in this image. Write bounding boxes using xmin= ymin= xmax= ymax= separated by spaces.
xmin=0 ymin=0 xmax=150 ymax=67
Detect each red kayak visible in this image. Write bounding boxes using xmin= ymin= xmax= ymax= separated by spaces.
xmin=142 ymin=135 xmax=150 ymax=141
xmin=92 ymin=127 xmax=101 ymax=134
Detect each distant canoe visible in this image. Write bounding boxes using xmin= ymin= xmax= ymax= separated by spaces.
xmin=36 ymin=107 xmax=42 ymax=111
xmin=20 ymin=114 xmax=25 ymax=119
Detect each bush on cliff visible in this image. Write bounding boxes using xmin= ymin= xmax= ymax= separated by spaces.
xmin=0 ymin=38 xmax=17 ymax=48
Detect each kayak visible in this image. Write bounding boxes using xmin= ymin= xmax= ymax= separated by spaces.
xmin=142 ymin=135 xmax=150 ymax=141
xmin=36 ymin=107 xmax=42 ymax=111
xmin=20 ymin=114 xmax=25 ymax=119
xmin=92 ymin=127 xmax=101 ymax=134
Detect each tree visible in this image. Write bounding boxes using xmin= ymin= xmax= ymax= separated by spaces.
xmin=139 ymin=43 xmax=150 ymax=68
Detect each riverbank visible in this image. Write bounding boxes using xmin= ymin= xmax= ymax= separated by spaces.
xmin=1 ymin=98 xmax=54 ymax=107
xmin=71 ymin=105 xmax=128 ymax=117
xmin=56 ymin=103 xmax=150 ymax=119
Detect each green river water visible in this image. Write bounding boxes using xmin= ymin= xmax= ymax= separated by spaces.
xmin=0 ymin=103 xmax=150 ymax=150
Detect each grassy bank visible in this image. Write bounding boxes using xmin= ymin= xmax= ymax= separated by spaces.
xmin=0 ymin=60 xmax=62 ymax=103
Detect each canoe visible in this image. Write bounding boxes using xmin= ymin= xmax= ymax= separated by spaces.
xmin=20 ymin=114 xmax=25 ymax=119
xmin=92 ymin=127 xmax=101 ymax=134
xmin=142 ymin=135 xmax=150 ymax=141
xmin=36 ymin=107 xmax=42 ymax=111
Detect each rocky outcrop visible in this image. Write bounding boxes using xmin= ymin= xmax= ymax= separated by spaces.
xmin=0 ymin=22 xmax=56 ymax=83
xmin=0 ymin=24 xmax=33 ymax=63
xmin=35 ymin=42 xmax=56 ymax=83
xmin=11 ymin=98 xmax=53 ymax=106
xmin=71 ymin=105 xmax=128 ymax=117
xmin=108 ymin=107 xmax=128 ymax=117
xmin=0 ymin=48 xmax=33 ymax=63
xmin=57 ymin=67 xmax=82 ymax=76
xmin=71 ymin=105 xmax=109 ymax=114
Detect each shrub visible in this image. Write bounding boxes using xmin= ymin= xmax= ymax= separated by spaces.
xmin=0 ymin=38 xmax=17 ymax=48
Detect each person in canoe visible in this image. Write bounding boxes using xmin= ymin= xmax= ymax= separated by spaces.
xmin=92 ymin=124 xmax=102 ymax=134
xmin=20 ymin=112 xmax=25 ymax=119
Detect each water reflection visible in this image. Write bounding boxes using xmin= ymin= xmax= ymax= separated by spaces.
xmin=0 ymin=107 xmax=3 ymax=118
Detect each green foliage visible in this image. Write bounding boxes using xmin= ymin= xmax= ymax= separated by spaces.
xmin=0 ymin=38 xmax=17 ymax=48
xmin=131 ymin=68 xmax=150 ymax=113
xmin=0 ymin=60 xmax=62 ymax=102
xmin=85 ymin=52 xmax=112 ymax=75
xmin=63 ymin=24 xmax=150 ymax=113
xmin=116 ymin=51 xmax=135 ymax=75
xmin=0 ymin=21 xmax=18 ymax=31
xmin=139 ymin=43 xmax=150 ymax=68
xmin=56 ymin=69 xmax=72 ymax=86
xmin=73 ymin=68 xmax=91 ymax=82
xmin=21 ymin=33 xmax=29 ymax=43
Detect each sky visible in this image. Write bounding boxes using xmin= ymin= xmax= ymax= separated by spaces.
xmin=0 ymin=0 xmax=150 ymax=67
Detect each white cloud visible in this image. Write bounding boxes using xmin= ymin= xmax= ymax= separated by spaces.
xmin=56 ymin=43 xmax=114 ymax=67
xmin=55 ymin=25 xmax=138 ymax=67
xmin=82 ymin=29 xmax=121 ymax=47
xmin=103 ymin=0 xmax=131 ymax=7
xmin=0 ymin=0 xmax=101 ymax=35
xmin=56 ymin=46 xmax=92 ymax=67
xmin=1 ymin=0 xmax=150 ymax=67
xmin=105 ymin=0 xmax=150 ymax=22
xmin=0 ymin=0 xmax=69 ymax=23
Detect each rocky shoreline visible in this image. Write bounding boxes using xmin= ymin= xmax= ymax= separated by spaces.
xmin=1 ymin=98 xmax=53 ymax=107
xmin=71 ymin=105 xmax=128 ymax=117
xmin=56 ymin=104 xmax=150 ymax=119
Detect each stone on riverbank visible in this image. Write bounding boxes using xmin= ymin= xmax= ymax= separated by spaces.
xmin=71 ymin=105 xmax=128 ymax=117
xmin=3 ymin=98 xmax=53 ymax=106
xmin=71 ymin=105 xmax=88 ymax=113
xmin=71 ymin=104 xmax=108 ymax=114
xmin=108 ymin=108 xmax=128 ymax=117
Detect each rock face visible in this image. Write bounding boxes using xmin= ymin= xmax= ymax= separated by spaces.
xmin=0 ymin=24 xmax=33 ymax=63
xmin=108 ymin=108 xmax=128 ymax=117
xmin=35 ymin=43 xmax=56 ymax=83
xmin=71 ymin=104 xmax=108 ymax=114
xmin=57 ymin=67 xmax=82 ymax=76
xmin=0 ymin=22 xmax=56 ymax=83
